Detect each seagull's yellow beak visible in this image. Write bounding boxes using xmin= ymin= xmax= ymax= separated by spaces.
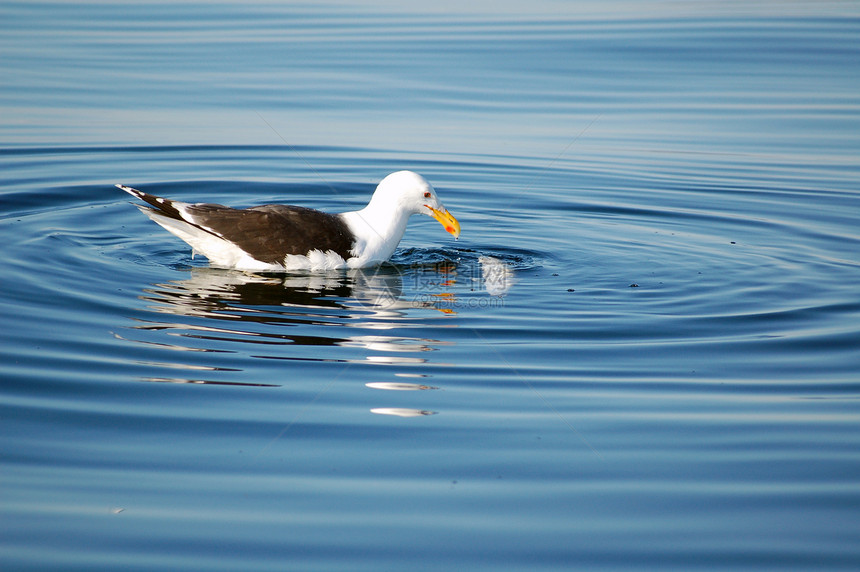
xmin=426 ymin=205 xmax=461 ymax=239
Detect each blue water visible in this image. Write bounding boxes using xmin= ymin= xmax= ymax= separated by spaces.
xmin=2 ymin=2 xmax=860 ymax=570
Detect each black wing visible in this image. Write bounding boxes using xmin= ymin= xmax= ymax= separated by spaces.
xmin=185 ymin=203 xmax=355 ymax=264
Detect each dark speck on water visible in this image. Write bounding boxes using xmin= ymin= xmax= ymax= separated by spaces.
xmin=2 ymin=1 xmax=860 ymax=571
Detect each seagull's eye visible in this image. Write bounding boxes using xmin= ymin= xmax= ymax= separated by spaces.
xmin=424 ymin=192 xmax=432 ymax=198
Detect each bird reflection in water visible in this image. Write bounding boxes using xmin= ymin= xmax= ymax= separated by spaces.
xmin=124 ymin=264 xmax=457 ymax=416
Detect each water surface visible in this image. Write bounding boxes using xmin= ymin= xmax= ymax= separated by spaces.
xmin=2 ymin=2 xmax=860 ymax=570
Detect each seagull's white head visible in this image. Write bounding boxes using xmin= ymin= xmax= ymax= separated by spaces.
xmin=372 ymin=170 xmax=461 ymax=238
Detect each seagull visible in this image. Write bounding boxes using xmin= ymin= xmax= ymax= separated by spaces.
xmin=118 ymin=170 xmax=460 ymax=271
